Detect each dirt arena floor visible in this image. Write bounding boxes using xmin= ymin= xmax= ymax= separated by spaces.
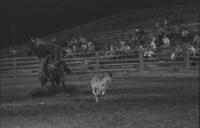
xmin=0 ymin=75 xmax=199 ymax=128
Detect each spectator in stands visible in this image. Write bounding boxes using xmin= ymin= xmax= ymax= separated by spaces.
xmin=127 ymin=36 xmax=137 ymax=49
xmin=163 ymin=17 xmax=168 ymax=26
xmin=162 ymin=34 xmax=170 ymax=48
xmin=119 ymin=40 xmax=125 ymax=51
xmin=155 ymin=22 xmax=160 ymax=28
xmin=154 ymin=34 xmax=163 ymax=48
xmin=143 ymin=48 xmax=155 ymax=58
xmin=170 ymin=45 xmax=183 ymax=60
xmin=105 ymin=44 xmax=115 ymax=58
xmin=81 ymin=43 xmax=88 ymax=52
xmin=118 ymin=40 xmax=131 ymax=53
xmin=150 ymin=37 xmax=157 ymax=51
xmin=124 ymin=44 xmax=131 ymax=53
xmin=87 ymin=41 xmax=95 ymax=52
xmin=135 ymin=28 xmax=145 ymax=43
xmin=65 ymin=47 xmax=73 ymax=56
xmin=170 ymin=52 xmax=176 ymax=60
xmin=79 ymin=35 xmax=87 ymax=44
xmin=193 ymin=32 xmax=200 ymax=46
xmin=10 ymin=49 xmax=16 ymax=57
xmin=181 ymin=26 xmax=189 ymax=43
xmin=72 ymin=45 xmax=77 ymax=53
xmin=32 ymin=38 xmax=44 ymax=45
xmin=68 ymin=40 xmax=74 ymax=50
xmin=188 ymin=44 xmax=196 ymax=56
xmin=110 ymin=44 xmax=115 ymax=52
xmin=154 ymin=22 xmax=165 ymax=34
xmin=72 ymin=37 xmax=78 ymax=49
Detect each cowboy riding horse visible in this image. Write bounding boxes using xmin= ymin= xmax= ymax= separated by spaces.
xmin=28 ymin=37 xmax=71 ymax=88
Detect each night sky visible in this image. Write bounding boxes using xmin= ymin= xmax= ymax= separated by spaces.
xmin=0 ymin=0 xmax=198 ymax=49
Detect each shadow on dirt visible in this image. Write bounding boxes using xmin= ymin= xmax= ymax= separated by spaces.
xmin=29 ymin=84 xmax=88 ymax=97
xmin=29 ymin=83 xmax=198 ymax=98
xmin=2 ymin=80 xmax=198 ymax=104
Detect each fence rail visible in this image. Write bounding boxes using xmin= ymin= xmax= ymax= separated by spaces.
xmin=0 ymin=47 xmax=199 ymax=78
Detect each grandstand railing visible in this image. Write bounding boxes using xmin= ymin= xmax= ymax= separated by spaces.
xmin=0 ymin=47 xmax=199 ymax=78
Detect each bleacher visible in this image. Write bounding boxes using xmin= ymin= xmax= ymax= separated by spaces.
xmin=0 ymin=2 xmax=199 ymax=58
xmin=0 ymin=2 xmax=199 ymax=78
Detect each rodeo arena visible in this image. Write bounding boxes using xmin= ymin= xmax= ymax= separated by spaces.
xmin=0 ymin=1 xmax=200 ymax=128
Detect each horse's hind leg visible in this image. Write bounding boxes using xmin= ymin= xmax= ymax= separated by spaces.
xmin=50 ymin=80 xmax=58 ymax=90
xmin=39 ymin=76 xmax=48 ymax=86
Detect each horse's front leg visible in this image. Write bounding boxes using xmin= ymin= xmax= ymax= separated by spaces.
xmin=92 ymin=87 xmax=99 ymax=102
xmin=60 ymin=75 xmax=65 ymax=89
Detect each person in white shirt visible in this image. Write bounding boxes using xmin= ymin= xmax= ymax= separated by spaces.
xmin=123 ymin=45 xmax=131 ymax=53
xmin=150 ymin=37 xmax=157 ymax=51
xmin=193 ymin=33 xmax=200 ymax=46
xmin=105 ymin=45 xmax=115 ymax=58
xmin=87 ymin=42 xmax=95 ymax=52
xmin=81 ymin=43 xmax=88 ymax=52
xmin=188 ymin=44 xmax=196 ymax=56
xmin=119 ymin=40 xmax=126 ymax=51
xmin=162 ymin=35 xmax=170 ymax=48
xmin=143 ymin=48 xmax=155 ymax=58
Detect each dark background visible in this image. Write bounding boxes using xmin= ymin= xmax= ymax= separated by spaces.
xmin=0 ymin=0 xmax=198 ymax=49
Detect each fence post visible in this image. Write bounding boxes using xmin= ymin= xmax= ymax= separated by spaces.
xmin=96 ymin=51 xmax=100 ymax=74
xmin=139 ymin=48 xmax=144 ymax=75
xmin=185 ymin=44 xmax=190 ymax=67
xmin=13 ymin=57 xmax=17 ymax=78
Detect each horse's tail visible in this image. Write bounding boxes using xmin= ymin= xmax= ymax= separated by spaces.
xmin=40 ymin=55 xmax=51 ymax=77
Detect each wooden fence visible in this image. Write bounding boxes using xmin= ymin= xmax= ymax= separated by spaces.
xmin=0 ymin=47 xmax=199 ymax=78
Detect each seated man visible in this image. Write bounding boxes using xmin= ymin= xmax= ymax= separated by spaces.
xmin=193 ymin=33 xmax=200 ymax=46
xmin=143 ymin=48 xmax=155 ymax=58
xmin=105 ymin=45 xmax=116 ymax=58
xmin=150 ymin=37 xmax=157 ymax=51
xmin=162 ymin=34 xmax=170 ymax=48
xmin=81 ymin=43 xmax=88 ymax=52
xmin=87 ymin=42 xmax=95 ymax=52
xmin=188 ymin=44 xmax=197 ymax=56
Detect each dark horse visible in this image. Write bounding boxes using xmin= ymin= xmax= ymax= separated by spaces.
xmin=39 ymin=55 xmax=71 ymax=89
xmin=27 ymin=37 xmax=67 ymax=62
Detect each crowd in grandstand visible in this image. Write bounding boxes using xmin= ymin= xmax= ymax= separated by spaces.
xmin=26 ymin=14 xmax=199 ymax=61
xmin=104 ymin=16 xmax=199 ymax=60
xmin=64 ymin=35 xmax=95 ymax=55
